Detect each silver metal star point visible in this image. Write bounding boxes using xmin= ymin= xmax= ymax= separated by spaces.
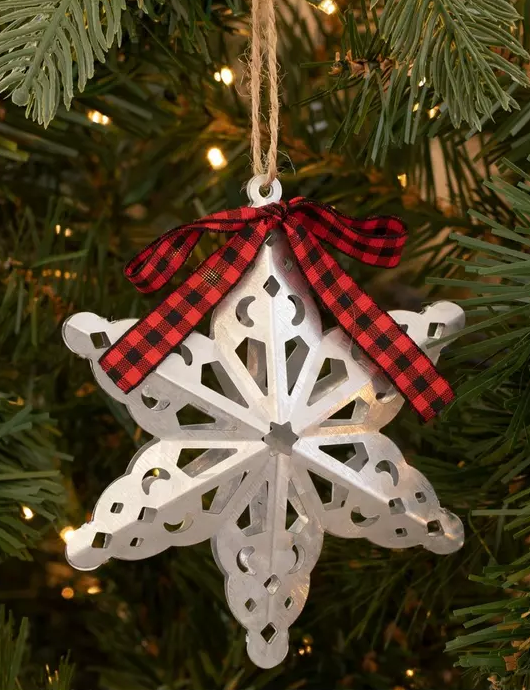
xmin=62 ymin=227 xmax=465 ymax=668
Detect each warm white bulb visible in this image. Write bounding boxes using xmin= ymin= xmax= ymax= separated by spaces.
xmin=61 ymin=586 xmax=74 ymax=600
xmin=87 ymin=585 xmax=102 ymax=595
xmin=55 ymin=224 xmax=61 ymax=234
xmin=428 ymin=106 xmax=439 ymax=119
xmin=412 ymin=102 xmax=419 ymax=112
xmin=219 ymin=67 xmax=234 ymax=85
xmin=318 ymin=0 xmax=337 ymax=14
xmin=397 ymin=173 xmax=408 ymax=189
xmin=88 ymin=110 xmax=110 ymax=125
xmin=60 ymin=526 xmax=75 ymax=543
xmin=418 ymin=78 xmax=426 ymax=87
xmin=22 ymin=506 xmax=34 ymax=520
xmin=64 ymin=228 xmax=72 ymax=237
xmin=214 ymin=71 xmax=222 ymax=82
xmin=406 ymin=669 xmax=415 ymax=678
xmin=207 ymin=147 xmax=227 ymax=170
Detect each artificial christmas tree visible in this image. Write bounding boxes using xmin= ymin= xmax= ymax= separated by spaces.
xmin=0 ymin=0 xmax=530 ymax=688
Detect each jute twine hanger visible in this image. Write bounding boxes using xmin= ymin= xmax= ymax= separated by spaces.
xmin=249 ymin=0 xmax=279 ymax=189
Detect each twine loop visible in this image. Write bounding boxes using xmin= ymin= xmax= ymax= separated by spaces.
xmin=249 ymin=0 xmax=279 ymax=187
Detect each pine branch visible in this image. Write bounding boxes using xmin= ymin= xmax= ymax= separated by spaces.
xmin=311 ymin=0 xmax=530 ymax=161
xmin=426 ymin=157 xmax=530 ymax=686
xmin=0 ymin=607 xmax=75 ymax=690
xmin=0 ymin=397 xmax=66 ymax=561
xmin=379 ymin=0 xmax=530 ymax=130
xmin=0 ymin=0 xmax=140 ymax=126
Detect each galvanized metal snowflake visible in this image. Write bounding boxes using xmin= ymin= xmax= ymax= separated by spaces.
xmin=63 ymin=223 xmax=465 ymax=668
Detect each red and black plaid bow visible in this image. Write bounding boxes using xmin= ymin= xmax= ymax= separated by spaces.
xmin=99 ymin=197 xmax=454 ymax=421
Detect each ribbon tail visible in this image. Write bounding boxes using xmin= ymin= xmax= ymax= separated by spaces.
xmin=99 ymin=223 xmax=269 ymax=392
xmin=283 ymin=219 xmax=454 ymax=422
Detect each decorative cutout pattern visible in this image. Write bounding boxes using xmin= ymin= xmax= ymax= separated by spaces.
xmin=62 ymin=232 xmax=465 ymax=669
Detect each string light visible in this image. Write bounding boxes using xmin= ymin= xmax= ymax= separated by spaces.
xmin=55 ymin=225 xmax=73 ymax=237
xmin=318 ymin=0 xmax=337 ymax=14
xmin=61 ymin=586 xmax=74 ymax=600
xmin=207 ymin=147 xmax=227 ymax=170
xmin=412 ymin=102 xmax=419 ymax=112
xmin=60 ymin=526 xmax=75 ymax=543
xmin=405 ymin=669 xmax=415 ymax=678
xmin=428 ymin=106 xmax=439 ymax=119
xmin=87 ymin=585 xmax=102 ymax=595
xmin=214 ymin=67 xmax=234 ymax=85
xmin=21 ymin=506 xmax=34 ymax=520
xmin=418 ymin=78 xmax=426 ymax=87
xmin=397 ymin=173 xmax=408 ymax=189
xmin=88 ymin=110 xmax=110 ymax=125
xmin=298 ymin=634 xmax=313 ymax=656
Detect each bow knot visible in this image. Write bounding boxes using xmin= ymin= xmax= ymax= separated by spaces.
xmin=99 ymin=197 xmax=454 ymax=422
xmin=267 ymin=201 xmax=289 ymax=222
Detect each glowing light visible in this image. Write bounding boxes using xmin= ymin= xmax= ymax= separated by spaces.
xmin=152 ymin=468 xmax=160 ymax=477
xmin=207 ymin=147 xmax=227 ymax=170
xmin=22 ymin=506 xmax=34 ymax=520
xmin=61 ymin=586 xmax=74 ymax=600
xmin=54 ymin=269 xmax=62 ymax=278
xmin=412 ymin=102 xmax=419 ymax=112
xmin=55 ymin=224 xmax=61 ymax=234
xmin=88 ymin=110 xmax=110 ymax=125
xmin=397 ymin=173 xmax=408 ymax=189
xmin=87 ymin=585 xmax=102 ymax=595
xmin=428 ymin=106 xmax=439 ymax=119
xmin=406 ymin=669 xmax=415 ymax=678
xmin=418 ymin=78 xmax=426 ymax=87
xmin=214 ymin=67 xmax=234 ymax=85
xmin=64 ymin=228 xmax=72 ymax=237
xmin=60 ymin=526 xmax=75 ymax=543
xmin=64 ymin=271 xmax=71 ymax=279
xmin=298 ymin=647 xmax=306 ymax=655
xmin=318 ymin=0 xmax=337 ymax=13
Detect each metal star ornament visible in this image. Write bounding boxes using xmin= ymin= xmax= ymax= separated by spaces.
xmin=62 ymin=180 xmax=465 ymax=668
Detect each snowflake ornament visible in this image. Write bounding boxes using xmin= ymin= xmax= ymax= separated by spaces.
xmin=63 ymin=196 xmax=465 ymax=669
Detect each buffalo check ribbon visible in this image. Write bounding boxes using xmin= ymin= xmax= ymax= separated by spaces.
xmin=99 ymin=197 xmax=454 ymax=421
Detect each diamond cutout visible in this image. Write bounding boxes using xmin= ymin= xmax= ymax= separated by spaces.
xmin=264 ymin=574 xmax=281 ymax=595
xmin=260 ymin=623 xmax=277 ymax=643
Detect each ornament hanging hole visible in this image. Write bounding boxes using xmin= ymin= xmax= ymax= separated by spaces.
xmin=246 ymin=175 xmax=282 ymax=207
